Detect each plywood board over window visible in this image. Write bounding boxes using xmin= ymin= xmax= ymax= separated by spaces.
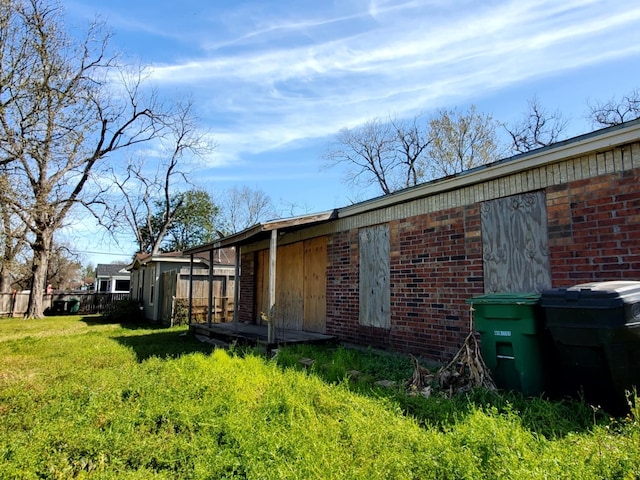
xmin=481 ymin=191 xmax=551 ymax=293
xmin=359 ymin=224 xmax=391 ymax=329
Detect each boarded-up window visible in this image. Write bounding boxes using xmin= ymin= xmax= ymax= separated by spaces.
xmin=359 ymin=225 xmax=391 ymax=329
xmin=481 ymin=191 xmax=551 ymax=293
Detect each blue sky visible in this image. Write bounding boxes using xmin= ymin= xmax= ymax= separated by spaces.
xmin=62 ymin=0 xmax=640 ymax=266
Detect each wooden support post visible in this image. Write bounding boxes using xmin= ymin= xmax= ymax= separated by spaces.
xmin=233 ymin=246 xmax=240 ymax=331
xmin=207 ymin=249 xmax=214 ymax=327
xmin=268 ymin=229 xmax=277 ymax=344
xmin=188 ymin=254 xmax=194 ymax=324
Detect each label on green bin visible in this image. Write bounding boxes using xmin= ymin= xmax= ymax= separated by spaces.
xmin=494 ymin=330 xmax=512 ymax=337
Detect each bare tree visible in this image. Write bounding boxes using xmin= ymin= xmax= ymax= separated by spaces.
xmin=106 ymin=100 xmax=212 ymax=255
xmin=218 ymin=186 xmax=277 ymax=234
xmin=0 ymin=169 xmax=28 ymax=293
xmin=589 ymin=88 xmax=640 ymax=127
xmin=324 ymin=115 xmax=432 ymax=196
xmin=504 ymin=97 xmax=569 ymax=154
xmin=0 ymin=0 xmax=161 ymax=317
xmin=324 ymin=118 xmax=397 ymax=195
xmin=45 ymin=244 xmax=82 ymax=291
xmin=390 ymin=115 xmax=431 ymax=186
xmin=427 ymin=105 xmax=501 ymax=177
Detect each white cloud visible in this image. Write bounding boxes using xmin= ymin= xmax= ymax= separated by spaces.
xmin=81 ymin=0 xmax=640 ymax=174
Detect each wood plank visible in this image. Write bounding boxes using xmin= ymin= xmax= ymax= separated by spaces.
xmin=303 ymin=236 xmax=327 ymax=333
xmin=359 ymin=225 xmax=391 ymax=329
xmin=255 ymin=249 xmax=270 ymax=325
xmin=276 ymin=242 xmax=304 ymax=330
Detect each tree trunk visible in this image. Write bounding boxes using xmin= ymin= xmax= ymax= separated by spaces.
xmin=25 ymin=231 xmax=53 ymax=319
xmin=0 ymin=268 xmax=12 ymax=294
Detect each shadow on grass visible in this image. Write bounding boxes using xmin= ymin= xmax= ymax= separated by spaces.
xmin=80 ymin=314 xmax=214 ymax=361
xmin=81 ymin=315 xmax=165 ymax=330
xmin=111 ymin=329 xmax=215 ymax=362
xmin=81 ymin=319 xmax=619 ymax=438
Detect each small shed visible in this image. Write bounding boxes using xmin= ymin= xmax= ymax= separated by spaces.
xmin=128 ymin=250 xmax=235 ymax=324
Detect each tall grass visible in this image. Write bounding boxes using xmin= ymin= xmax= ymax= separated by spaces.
xmin=1 ymin=316 xmax=639 ymax=479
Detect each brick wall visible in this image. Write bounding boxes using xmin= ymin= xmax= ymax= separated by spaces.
xmin=326 ymin=166 xmax=640 ymax=362
xmin=548 ymin=167 xmax=640 ymax=285
xmin=236 ymin=138 xmax=640 ymax=362
xmin=326 ymin=205 xmax=484 ymax=362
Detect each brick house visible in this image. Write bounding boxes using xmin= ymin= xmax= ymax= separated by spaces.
xmin=186 ymin=119 xmax=640 ymax=362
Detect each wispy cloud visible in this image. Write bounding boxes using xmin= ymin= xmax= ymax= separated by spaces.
xmin=73 ymin=0 xmax=640 ymax=172
xmin=62 ymin=0 xmax=640 ymax=264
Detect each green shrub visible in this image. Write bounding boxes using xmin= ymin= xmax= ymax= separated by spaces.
xmin=102 ymin=299 xmax=144 ymax=324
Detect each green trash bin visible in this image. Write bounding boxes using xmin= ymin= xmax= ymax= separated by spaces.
xmin=467 ymin=293 xmax=547 ymax=395
xmin=67 ymin=298 xmax=80 ymax=314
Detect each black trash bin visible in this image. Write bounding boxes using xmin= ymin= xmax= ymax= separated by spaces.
xmin=52 ymin=300 xmax=67 ymax=314
xmin=540 ymin=281 xmax=640 ymax=412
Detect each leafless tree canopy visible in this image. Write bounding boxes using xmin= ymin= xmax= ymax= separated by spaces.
xmin=218 ymin=186 xmax=277 ymax=234
xmin=0 ymin=0 xmax=162 ymax=317
xmin=504 ymin=97 xmax=569 ymax=154
xmin=104 ymin=100 xmax=213 ymax=256
xmin=325 ymin=107 xmax=500 ymax=197
xmin=324 ymin=115 xmax=432 ymax=195
xmin=325 ymin=118 xmax=397 ymax=195
xmin=0 ymin=169 xmax=28 ymax=293
xmin=589 ymin=88 xmax=640 ymax=127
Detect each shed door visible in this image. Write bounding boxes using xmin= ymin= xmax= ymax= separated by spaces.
xmin=161 ymin=270 xmax=177 ymax=323
xmin=481 ymin=191 xmax=551 ymax=293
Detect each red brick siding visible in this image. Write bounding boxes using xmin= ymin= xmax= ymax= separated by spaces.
xmin=326 ymin=205 xmax=483 ymax=362
xmin=548 ymin=168 xmax=640 ymax=285
xmin=237 ymin=160 xmax=640 ymax=362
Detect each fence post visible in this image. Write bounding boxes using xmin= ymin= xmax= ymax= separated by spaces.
xmin=10 ymin=290 xmax=17 ymax=317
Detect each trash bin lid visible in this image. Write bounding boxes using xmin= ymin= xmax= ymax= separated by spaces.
xmin=541 ymin=281 xmax=640 ymax=308
xmin=466 ymin=292 xmax=540 ymax=305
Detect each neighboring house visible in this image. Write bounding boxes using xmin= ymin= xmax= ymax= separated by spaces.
xmin=186 ymin=119 xmax=640 ymax=363
xmin=95 ymin=264 xmax=131 ymax=293
xmin=128 ymin=250 xmax=235 ymax=324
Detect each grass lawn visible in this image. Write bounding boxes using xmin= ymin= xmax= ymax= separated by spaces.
xmin=1 ymin=315 xmax=639 ymax=479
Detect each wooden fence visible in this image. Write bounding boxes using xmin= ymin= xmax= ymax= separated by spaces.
xmin=160 ymin=267 xmax=235 ymax=325
xmin=0 ymin=292 xmax=130 ymax=317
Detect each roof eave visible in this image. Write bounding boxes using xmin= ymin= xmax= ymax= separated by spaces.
xmin=338 ymin=119 xmax=640 ymax=218
xmin=184 ymin=209 xmax=338 ymax=253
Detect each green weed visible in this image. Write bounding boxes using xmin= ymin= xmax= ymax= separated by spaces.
xmin=1 ymin=316 xmax=639 ymax=479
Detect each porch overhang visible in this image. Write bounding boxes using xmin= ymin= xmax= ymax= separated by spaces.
xmin=183 ymin=209 xmax=339 ymax=254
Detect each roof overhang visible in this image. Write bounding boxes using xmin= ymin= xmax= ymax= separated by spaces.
xmin=184 ymin=210 xmax=338 ymax=253
xmin=338 ymin=118 xmax=640 ymax=218
xmin=127 ymin=253 xmax=209 ymax=271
